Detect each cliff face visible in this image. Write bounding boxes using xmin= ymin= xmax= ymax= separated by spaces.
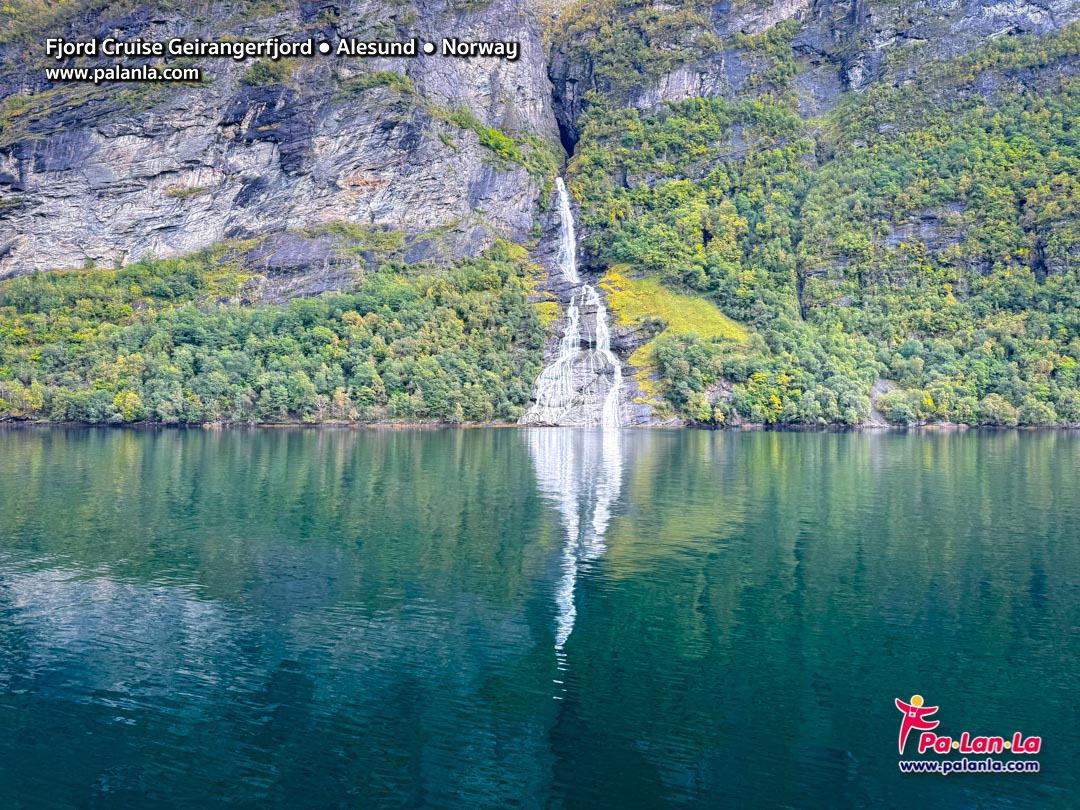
xmin=0 ymin=0 xmax=561 ymax=285
xmin=550 ymin=0 xmax=1080 ymax=139
xmin=544 ymin=0 xmax=1080 ymax=427
xmin=2 ymin=0 xmax=1077 ymax=284
xmin=800 ymin=0 xmax=1079 ymax=89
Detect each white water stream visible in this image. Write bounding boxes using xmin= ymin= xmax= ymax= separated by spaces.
xmin=521 ymin=179 xmax=624 ymax=427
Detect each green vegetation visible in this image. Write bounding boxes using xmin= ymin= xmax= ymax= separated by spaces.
xmin=533 ymin=300 xmax=560 ymax=330
xmin=226 ymin=0 xmax=288 ymax=25
xmin=0 ymin=0 xmax=153 ymax=43
xmin=305 ymin=223 xmax=407 ymax=256
xmin=559 ymin=6 xmax=1080 ymax=425
xmin=0 ymin=85 xmax=103 ymax=148
xmin=447 ymin=107 xmax=522 ymax=163
xmin=0 ymin=242 xmax=544 ymax=424
xmin=6 ymin=0 xmax=1080 ymax=428
xmin=240 ymin=59 xmax=296 ymax=87
xmin=553 ymin=0 xmax=719 ymax=104
xmin=335 ymin=70 xmax=416 ymax=98
xmin=435 ymin=106 xmax=559 ymax=178
xmin=601 ymin=266 xmax=746 ymax=406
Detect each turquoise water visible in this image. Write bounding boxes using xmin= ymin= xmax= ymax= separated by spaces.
xmin=0 ymin=427 xmax=1077 ymax=808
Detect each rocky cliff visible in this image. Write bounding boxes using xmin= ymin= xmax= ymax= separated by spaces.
xmin=550 ymin=0 xmax=1080 ymax=145
xmin=0 ymin=0 xmax=562 ymax=288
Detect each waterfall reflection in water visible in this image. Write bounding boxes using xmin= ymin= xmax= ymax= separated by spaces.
xmin=525 ymin=428 xmax=624 ymax=692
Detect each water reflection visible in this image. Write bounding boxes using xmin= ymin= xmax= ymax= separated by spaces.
xmin=1 ymin=428 xmax=1078 ymax=808
xmin=526 ymin=428 xmax=624 ymax=680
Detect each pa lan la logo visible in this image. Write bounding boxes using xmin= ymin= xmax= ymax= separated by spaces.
xmin=895 ymin=695 xmax=1041 ymax=756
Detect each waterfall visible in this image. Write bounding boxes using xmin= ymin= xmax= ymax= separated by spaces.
xmin=521 ymin=179 xmax=624 ymax=427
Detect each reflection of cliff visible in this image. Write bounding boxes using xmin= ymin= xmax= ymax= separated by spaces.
xmin=0 ymin=427 xmax=547 ymax=603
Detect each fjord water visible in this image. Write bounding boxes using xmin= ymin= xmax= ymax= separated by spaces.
xmin=1 ymin=428 xmax=1078 ymax=808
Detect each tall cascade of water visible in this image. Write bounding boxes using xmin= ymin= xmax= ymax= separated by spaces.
xmin=521 ymin=178 xmax=624 ymax=427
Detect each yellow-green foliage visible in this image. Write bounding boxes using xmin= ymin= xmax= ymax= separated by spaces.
xmin=0 ymin=0 xmax=148 ymax=43
xmin=0 ymin=243 xmax=545 ymax=424
xmin=496 ymin=240 xmax=528 ymax=262
xmin=553 ymin=0 xmax=719 ymax=102
xmin=165 ymin=185 xmax=210 ymax=200
xmin=533 ymin=301 xmax=560 ymax=329
xmin=602 ymin=266 xmax=747 ymax=397
xmin=0 ymin=85 xmax=102 ymax=147
xmin=558 ymin=6 xmax=1080 ymax=425
xmin=603 ymin=266 xmax=746 ymax=344
xmin=447 ymin=107 xmax=523 ymax=163
xmin=335 ymin=70 xmax=415 ymax=98
xmin=308 ymin=222 xmax=406 ymax=254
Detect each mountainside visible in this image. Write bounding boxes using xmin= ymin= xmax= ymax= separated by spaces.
xmin=560 ymin=0 xmax=1080 ymax=426
xmin=2 ymin=0 xmax=1080 ymax=425
xmin=0 ymin=0 xmax=561 ymax=282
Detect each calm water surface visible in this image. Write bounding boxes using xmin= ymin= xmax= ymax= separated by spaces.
xmin=0 ymin=427 xmax=1077 ymax=808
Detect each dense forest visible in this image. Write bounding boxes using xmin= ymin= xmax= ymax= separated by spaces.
xmin=0 ymin=242 xmax=545 ymax=423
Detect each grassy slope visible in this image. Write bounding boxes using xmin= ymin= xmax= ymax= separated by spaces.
xmin=601 ymin=266 xmax=746 ymax=402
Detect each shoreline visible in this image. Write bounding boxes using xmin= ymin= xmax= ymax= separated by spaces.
xmin=2 ymin=420 xmax=1079 ymax=432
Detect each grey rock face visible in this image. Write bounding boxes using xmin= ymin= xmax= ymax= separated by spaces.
xmin=7 ymin=0 xmax=1075 ymax=283
xmin=883 ymin=205 xmax=967 ymax=253
xmin=803 ymin=0 xmax=1080 ymax=91
xmin=0 ymin=0 xmax=561 ymax=280
xmin=550 ymin=0 xmax=1080 ymax=128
